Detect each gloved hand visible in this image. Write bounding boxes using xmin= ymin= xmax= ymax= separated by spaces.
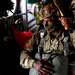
xmin=58 ymin=17 xmax=71 ymax=30
xmin=32 ymin=59 xmax=54 ymax=75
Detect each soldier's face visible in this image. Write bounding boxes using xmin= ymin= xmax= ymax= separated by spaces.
xmin=43 ymin=17 xmax=54 ymax=32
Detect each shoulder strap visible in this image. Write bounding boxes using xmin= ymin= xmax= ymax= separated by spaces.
xmin=38 ymin=30 xmax=45 ymax=52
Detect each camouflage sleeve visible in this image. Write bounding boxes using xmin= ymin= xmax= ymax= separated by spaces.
xmin=69 ymin=30 xmax=75 ymax=63
xmin=66 ymin=30 xmax=75 ymax=73
xmin=20 ymin=33 xmax=38 ymax=69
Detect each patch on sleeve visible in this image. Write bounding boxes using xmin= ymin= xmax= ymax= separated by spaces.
xmin=25 ymin=38 xmax=32 ymax=48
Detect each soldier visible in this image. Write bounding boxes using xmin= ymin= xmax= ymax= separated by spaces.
xmin=20 ymin=1 xmax=75 ymax=75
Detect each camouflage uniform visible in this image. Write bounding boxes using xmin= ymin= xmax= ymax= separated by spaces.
xmin=20 ymin=27 xmax=75 ymax=75
xmin=20 ymin=2 xmax=75 ymax=75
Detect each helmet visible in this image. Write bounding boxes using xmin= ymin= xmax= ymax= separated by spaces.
xmin=39 ymin=2 xmax=59 ymax=20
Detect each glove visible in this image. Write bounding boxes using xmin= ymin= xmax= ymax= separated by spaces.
xmin=58 ymin=17 xmax=71 ymax=30
xmin=32 ymin=59 xmax=54 ymax=75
